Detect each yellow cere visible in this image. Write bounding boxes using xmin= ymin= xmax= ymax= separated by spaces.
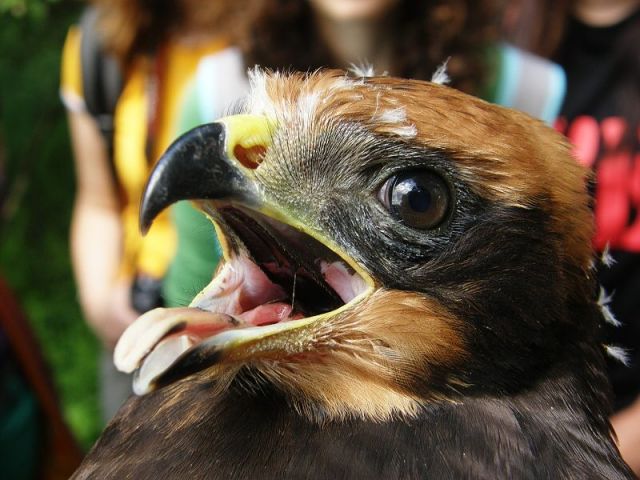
xmin=218 ymin=114 xmax=278 ymax=159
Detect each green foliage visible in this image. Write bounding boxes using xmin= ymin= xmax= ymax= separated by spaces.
xmin=0 ymin=0 xmax=102 ymax=449
xmin=0 ymin=0 xmax=62 ymax=21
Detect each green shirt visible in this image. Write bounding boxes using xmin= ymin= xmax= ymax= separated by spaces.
xmin=162 ymin=47 xmax=249 ymax=306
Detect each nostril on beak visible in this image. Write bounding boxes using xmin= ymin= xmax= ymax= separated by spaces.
xmin=234 ymin=144 xmax=266 ymax=170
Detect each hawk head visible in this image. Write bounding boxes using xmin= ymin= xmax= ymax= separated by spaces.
xmin=115 ymin=69 xmax=599 ymax=422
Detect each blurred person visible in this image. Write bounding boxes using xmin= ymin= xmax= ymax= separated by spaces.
xmin=163 ymin=0 xmax=567 ymax=308
xmin=506 ymin=0 xmax=640 ymax=473
xmin=60 ymin=0 xmax=250 ymax=422
xmin=0 ymin=278 xmax=83 ymax=479
xmin=0 ymin=149 xmax=81 ymax=477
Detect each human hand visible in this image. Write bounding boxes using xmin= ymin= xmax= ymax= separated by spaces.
xmin=93 ymin=280 xmax=140 ymax=350
xmin=611 ymin=397 xmax=640 ymax=475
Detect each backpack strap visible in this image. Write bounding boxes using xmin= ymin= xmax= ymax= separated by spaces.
xmin=78 ymin=6 xmax=123 ymax=152
xmin=494 ymin=44 xmax=566 ymax=124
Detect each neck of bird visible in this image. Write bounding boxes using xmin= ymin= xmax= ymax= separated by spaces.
xmin=226 ymin=346 xmax=611 ymax=434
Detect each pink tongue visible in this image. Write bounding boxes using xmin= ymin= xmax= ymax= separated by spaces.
xmin=239 ymin=303 xmax=293 ymax=326
xmin=320 ymin=261 xmax=366 ymax=303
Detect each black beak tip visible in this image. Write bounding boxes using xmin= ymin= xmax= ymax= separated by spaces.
xmin=139 ymin=217 xmax=152 ymax=236
xmin=138 ymin=168 xmax=167 ymax=236
xmin=139 ymin=194 xmax=157 ymax=235
xmin=137 ymin=123 xmax=226 ymax=235
xmin=137 ymin=121 xmax=252 ymax=236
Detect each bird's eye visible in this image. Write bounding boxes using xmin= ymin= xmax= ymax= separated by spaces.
xmin=378 ymin=170 xmax=451 ymax=229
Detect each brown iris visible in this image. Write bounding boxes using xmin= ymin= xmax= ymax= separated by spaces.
xmin=379 ymin=170 xmax=450 ymax=229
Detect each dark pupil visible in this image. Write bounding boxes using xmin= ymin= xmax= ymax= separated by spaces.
xmin=390 ymin=172 xmax=449 ymax=229
xmin=408 ymin=187 xmax=431 ymax=212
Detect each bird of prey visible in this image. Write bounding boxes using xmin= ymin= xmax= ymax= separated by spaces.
xmin=73 ymin=70 xmax=633 ymax=479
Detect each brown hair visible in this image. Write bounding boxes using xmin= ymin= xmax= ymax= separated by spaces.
xmin=91 ymin=0 xmax=250 ymax=67
xmin=91 ymin=0 xmax=502 ymax=95
xmin=242 ymin=0 xmax=503 ymax=95
xmin=501 ymin=0 xmax=571 ymax=57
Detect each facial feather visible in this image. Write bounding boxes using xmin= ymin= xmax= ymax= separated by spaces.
xmin=121 ymin=69 xmax=598 ymax=420
xmin=252 ymin=69 xmax=592 ymax=270
xmin=249 ymin=289 xmax=468 ymax=421
xmin=213 ymin=69 xmax=599 ymax=416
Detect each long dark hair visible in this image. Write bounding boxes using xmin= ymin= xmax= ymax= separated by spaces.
xmin=242 ymin=0 xmax=503 ymax=95
xmin=91 ymin=0 xmax=503 ymax=95
xmin=501 ymin=0 xmax=571 ymax=57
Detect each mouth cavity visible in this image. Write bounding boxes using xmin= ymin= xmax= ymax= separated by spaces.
xmin=115 ymin=206 xmax=370 ymax=393
xmin=221 ymin=207 xmax=349 ymax=316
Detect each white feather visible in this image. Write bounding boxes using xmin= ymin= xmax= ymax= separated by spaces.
xmin=431 ymin=58 xmax=451 ymax=85
xmin=246 ymin=67 xmax=277 ymax=116
xmin=349 ymin=63 xmax=376 ymax=78
xmin=601 ymin=244 xmax=615 ymax=267
xmin=387 ymin=125 xmax=417 ymax=138
xmin=298 ymin=92 xmax=320 ymax=121
xmin=377 ymin=107 xmax=408 ymax=124
xmin=605 ymin=345 xmax=630 ymax=366
xmin=598 ymin=287 xmax=621 ymax=327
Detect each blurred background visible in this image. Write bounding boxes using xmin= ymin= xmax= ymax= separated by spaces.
xmin=1 ymin=0 xmax=639 ymax=477
xmin=0 ymin=0 xmax=101 ymax=448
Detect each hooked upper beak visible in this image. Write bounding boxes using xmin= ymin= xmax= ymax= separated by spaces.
xmin=140 ymin=115 xmax=276 ymax=234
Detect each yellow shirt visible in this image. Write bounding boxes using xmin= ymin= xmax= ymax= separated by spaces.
xmin=61 ymin=27 xmax=226 ymax=279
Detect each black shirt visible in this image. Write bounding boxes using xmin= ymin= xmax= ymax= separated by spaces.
xmin=555 ymin=9 xmax=640 ymax=411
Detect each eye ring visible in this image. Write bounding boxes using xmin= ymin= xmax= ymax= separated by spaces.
xmin=378 ymin=170 xmax=451 ymax=230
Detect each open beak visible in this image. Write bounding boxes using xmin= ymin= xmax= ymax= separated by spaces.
xmin=116 ymin=115 xmax=374 ymax=395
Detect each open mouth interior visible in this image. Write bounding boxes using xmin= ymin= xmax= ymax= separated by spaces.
xmin=115 ymin=206 xmax=371 ymax=393
xmin=214 ymin=207 xmax=364 ymax=320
